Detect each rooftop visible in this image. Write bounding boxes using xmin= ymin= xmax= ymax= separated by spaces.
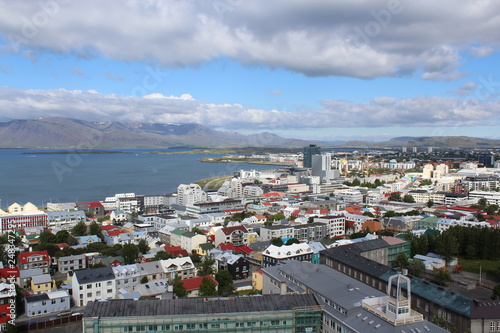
xmin=84 ymin=293 xmax=319 ymax=317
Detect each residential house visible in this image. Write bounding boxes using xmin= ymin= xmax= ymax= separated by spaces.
xmin=75 ymin=235 xmax=101 ymax=246
xmin=195 ymin=243 xmax=214 ymax=256
xmin=112 ymin=264 xmax=140 ymax=290
xmin=18 ymin=251 xmax=50 ymax=274
xmin=181 ymin=275 xmax=219 ymax=297
xmin=110 ymin=210 xmax=128 ymax=223
xmin=262 ymin=243 xmax=313 ymax=267
xmin=19 ymin=268 xmax=43 ymax=288
xmin=214 ymin=226 xmax=249 ymax=247
xmin=30 ymin=274 xmax=53 ymax=294
xmin=131 ymin=279 xmax=167 ymax=298
xmin=24 ymin=290 xmax=70 ymax=317
xmin=251 ymin=270 xmax=263 ymax=291
xmin=137 ymin=261 xmax=165 ymax=282
xmin=160 ymin=257 xmax=196 ymax=281
xmin=314 ymin=215 xmax=346 ymax=238
xmin=210 ymin=249 xmax=249 ymax=279
xmin=57 ymin=254 xmax=87 ymax=274
xmin=72 ymin=266 xmax=116 ymax=306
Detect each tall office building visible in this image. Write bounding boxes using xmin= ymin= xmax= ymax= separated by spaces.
xmin=303 ymin=144 xmax=321 ymax=168
xmin=478 ymin=154 xmax=495 ymax=167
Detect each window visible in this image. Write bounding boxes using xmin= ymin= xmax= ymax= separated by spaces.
xmin=186 ymin=324 xmax=195 ymax=329
xmin=87 ymin=293 xmax=92 ymax=298
xmin=42 ymin=301 xmax=47 ymax=306
xmin=107 ymin=281 xmax=112 ymax=286
xmin=96 ymin=291 xmax=101 ymax=297
xmin=52 ymin=299 xmax=56 ymax=304
xmin=107 ymin=289 xmax=112 ymax=294
xmin=211 ymin=324 xmax=220 ymax=329
xmin=490 ymin=321 xmax=495 ymax=332
xmin=87 ymin=284 xmax=91 ymax=289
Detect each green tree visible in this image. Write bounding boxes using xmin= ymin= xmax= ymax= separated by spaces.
xmin=173 ymin=274 xmax=187 ymax=298
xmin=485 ymin=204 xmax=499 ymax=216
xmin=426 ymin=200 xmax=434 ymax=208
xmin=419 ymin=179 xmax=432 ymax=186
xmin=216 ymin=270 xmax=234 ymax=296
xmin=197 ymin=257 xmax=216 ymax=276
xmin=89 ymin=221 xmax=104 ymax=240
xmin=392 ymin=252 xmax=409 ymax=269
xmin=388 ymin=192 xmax=402 ymax=202
xmin=477 ymin=198 xmax=488 ymax=209
xmin=408 ymin=259 xmax=426 ymax=278
xmin=0 ymin=232 xmax=21 ymax=245
xmin=363 ymin=211 xmax=375 ymax=218
xmin=191 ymin=227 xmax=205 ymax=235
xmin=492 ymin=283 xmax=500 ymax=300
xmin=199 ymin=277 xmax=217 ymax=296
xmin=190 ymin=253 xmax=201 ymax=263
xmin=91 ymin=262 xmax=106 ymax=269
xmin=433 ymin=269 xmax=452 ymax=286
xmin=403 ymin=194 xmax=415 ymax=203
xmin=352 ymin=178 xmax=361 ymax=186
xmin=137 ymin=239 xmax=150 ymax=254
xmin=270 ymin=238 xmax=283 ymax=247
xmin=72 ymin=221 xmax=87 ymax=236
xmin=55 ymin=230 xmax=72 ymax=244
xmin=122 ymin=243 xmax=139 ymax=264
xmin=431 ymin=315 xmax=456 ymax=333
xmin=141 ymin=276 xmax=149 ymax=284
xmin=154 ymin=251 xmax=173 ymax=261
xmin=285 ymin=238 xmax=300 ymax=245
xmin=39 ymin=230 xmax=56 ymax=244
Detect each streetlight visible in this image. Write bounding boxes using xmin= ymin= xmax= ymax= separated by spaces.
xmin=476 ymin=262 xmax=482 ymax=287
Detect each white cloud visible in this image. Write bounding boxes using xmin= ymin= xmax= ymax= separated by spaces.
xmin=0 ymin=0 xmax=498 ymax=79
xmin=448 ymin=82 xmax=477 ymax=96
xmin=1 ymin=87 xmax=499 ymax=131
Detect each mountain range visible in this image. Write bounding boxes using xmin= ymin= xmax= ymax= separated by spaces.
xmin=0 ymin=117 xmax=499 ymax=149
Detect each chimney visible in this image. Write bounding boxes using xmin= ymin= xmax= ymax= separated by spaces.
xmin=280 ymin=282 xmax=287 ymax=295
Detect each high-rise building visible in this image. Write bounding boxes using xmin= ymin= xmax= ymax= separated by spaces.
xmin=303 ymin=144 xmax=321 ymax=168
xmin=478 ymin=154 xmax=495 ymax=167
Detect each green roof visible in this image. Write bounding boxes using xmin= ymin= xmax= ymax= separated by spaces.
xmin=171 ymin=229 xmax=187 ymax=235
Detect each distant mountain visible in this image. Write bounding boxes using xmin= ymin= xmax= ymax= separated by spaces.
xmin=0 ymin=117 xmax=309 ymax=148
xmin=1 ymin=117 xmax=498 ymax=149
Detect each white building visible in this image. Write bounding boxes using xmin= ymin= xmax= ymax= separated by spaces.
xmin=72 ymin=267 xmax=116 ymax=306
xmin=177 ymin=184 xmax=208 ymax=206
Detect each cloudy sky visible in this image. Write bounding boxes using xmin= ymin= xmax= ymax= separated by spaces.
xmin=0 ymin=0 xmax=499 ymax=141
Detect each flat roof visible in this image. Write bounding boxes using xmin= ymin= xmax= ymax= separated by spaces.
xmin=84 ymin=294 xmax=319 ymax=318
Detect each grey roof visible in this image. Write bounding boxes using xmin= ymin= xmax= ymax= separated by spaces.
xmin=351 ymin=239 xmax=388 ymax=252
xmin=320 ymin=247 xmax=392 ymax=278
xmin=74 ymin=266 xmax=115 ymax=284
xmin=20 ymin=268 xmax=43 ymax=279
xmin=84 ymin=294 xmax=319 ymax=318
xmin=25 ymin=293 xmax=49 ymax=303
xmin=32 ymin=274 xmax=52 ymax=285
xmin=137 ymin=261 xmax=164 ymax=275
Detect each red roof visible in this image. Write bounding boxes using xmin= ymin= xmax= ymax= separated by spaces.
xmin=262 ymin=192 xmax=286 ymax=198
xmin=182 ymin=275 xmax=218 ymax=291
xmin=346 ymin=220 xmax=355 ymax=228
xmin=106 ymin=230 xmax=125 ymax=237
xmin=218 ymin=243 xmax=234 ymax=251
xmin=18 ymin=251 xmax=50 ymax=265
xmin=254 ymin=215 xmax=267 ymax=220
xmin=220 ymin=225 xmax=248 ymax=235
xmin=100 ymin=225 xmax=119 ymax=231
xmin=234 ymin=246 xmax=252 ymax=254
xmin=0 ymin=267 xmax=19 ymax=279
xmin=221 ymin=209 xmax=244 ymax=215
xmin=163 ymin=245 xmax=189 ymax=257
xmin=77 ymin=201 xmax=103 ymax=208
xmin=54 ymin=243 xmax=69 ymax=249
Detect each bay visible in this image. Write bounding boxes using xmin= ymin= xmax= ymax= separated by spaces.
xmin=0 ymin=149 xmax=274 ymax=207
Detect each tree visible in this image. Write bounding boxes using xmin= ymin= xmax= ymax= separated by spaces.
xmin=408 ymin=259 xmax=426 ymax=278
xmin=91 ymin=262 xmax=106 ymax=269
xmin=140 ymin=276 xmax=149 ymax=284
xmin=197 ymin=257 xmax=216 ymax=277
xmin=426 ymin=200 xmax=434 ymax=208
xmin=122 ymin=243 xmax=139 ymax=264
xmin=190 ymin=253 xmax=201 ymax=263
xmin=285 ymin=238 xmax=300 ymax=245
xmin=89 ymin=221 xmax=104 ymax=240
xmin=191 ymin=227 xmax=205 ymax=235
xmin=72 ymin=221 xmax=87 ymax=236
xmin=392 ymin=252 xmax=409 ymax=269
xmin=403 ymin=194 xmax=415 ymax=203
xmin=39 ymin=230 xmax=56 ymax=244
xmin=492 ymin=283 xmax=500 ymax=300
xmin=216 ymin=270 xmax=234 ymax=296
xmin=270 ymin=238 xmax=283 ymax=247
xmin=485 ymin=204 xmax=499 ymax=216
xmin=55 ymin=230 xmax=72 ymax=244
xmin=433 ymin=269 xmax=452 ymax=286
xmin=199 ymin=277 xmax=217 ymax=296
xmin=477 ymin=198 xmax=488 ymax=209
xmin=173 ymin=275 xmax=187 ymax=298
xmin=388 ymin=192 xmax=402 ymax=202
xmin=137 ymin=239 xmax=150 ymax=254
xmin=363 ymin=211 xmax=375 ymax=218
xmin=352 ymin=178 xmax=361 ymax=186
xmin=419 ymin=179 xmax=432 ymax=186
xmin=154 ymin=251 xmax=173 ymax=261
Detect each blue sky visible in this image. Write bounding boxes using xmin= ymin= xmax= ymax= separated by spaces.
xmin=0 ymin=0 xmax=499 ymax=141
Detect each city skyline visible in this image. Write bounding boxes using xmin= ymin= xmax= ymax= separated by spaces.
xmin=0 ymin=1 xmax=499 ymax=141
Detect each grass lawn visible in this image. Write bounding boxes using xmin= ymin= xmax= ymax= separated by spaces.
xmin=458 ymin=258 xmax=499 ymax=275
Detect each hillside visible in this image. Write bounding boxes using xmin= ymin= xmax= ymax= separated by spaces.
xmin=0 ymin=117 xmax=308 ymax=148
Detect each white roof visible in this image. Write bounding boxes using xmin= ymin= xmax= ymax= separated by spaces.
xmin=263 ymin=243 xmax=313 ymax=259
xmin=159 ymin=257 xmax=194 ymax=272
xmin=47 ymin=290 xmax=69 ymax=299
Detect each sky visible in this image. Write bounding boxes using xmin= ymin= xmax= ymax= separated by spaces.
xmin=0 ymin=0 xmax=499 ymax=142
